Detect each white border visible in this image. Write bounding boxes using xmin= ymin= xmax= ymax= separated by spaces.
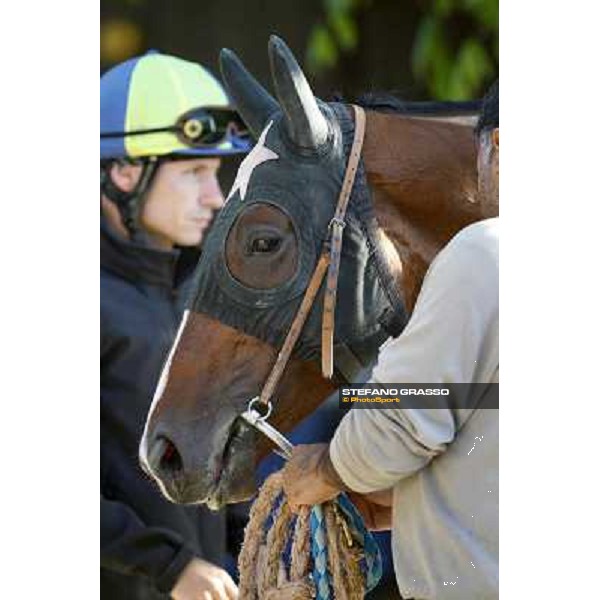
xmin=7 ymin=1 xmax=600 ymax=597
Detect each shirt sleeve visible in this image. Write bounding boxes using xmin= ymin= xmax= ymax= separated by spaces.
xmin=330 ymin=220 xmax=499 ymax=492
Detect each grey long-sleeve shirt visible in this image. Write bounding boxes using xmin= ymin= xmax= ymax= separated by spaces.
xmin=330 ymin=219 xmax=499 ymax=599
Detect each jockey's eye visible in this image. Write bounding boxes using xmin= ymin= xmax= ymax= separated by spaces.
xmin=247 ymin=236 xmax=282 ymax=255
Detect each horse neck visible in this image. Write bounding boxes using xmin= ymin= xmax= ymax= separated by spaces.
xmin=363 ymin=110 xmax=491 ymax=312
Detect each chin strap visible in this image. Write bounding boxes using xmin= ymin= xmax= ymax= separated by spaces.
xmin=100 ymin=156 xmax=161 ymax=241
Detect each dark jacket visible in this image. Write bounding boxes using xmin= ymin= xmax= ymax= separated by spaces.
xmin=101 ymin=220 xmax=226 ymax=599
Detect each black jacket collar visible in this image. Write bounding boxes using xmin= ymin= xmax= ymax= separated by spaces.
xmin=101 ymin=219 xmax=182 ymax=288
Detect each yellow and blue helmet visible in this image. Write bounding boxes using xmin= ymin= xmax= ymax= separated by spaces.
xmin=100 ymin=50 xmax=251 ymax=160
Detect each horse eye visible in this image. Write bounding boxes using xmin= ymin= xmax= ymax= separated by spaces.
xmin=247 ymin=236 xmax=282 ymax=255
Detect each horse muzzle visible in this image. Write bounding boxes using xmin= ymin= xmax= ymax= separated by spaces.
xmin=141 ymin=415 xmax=257 ymax=507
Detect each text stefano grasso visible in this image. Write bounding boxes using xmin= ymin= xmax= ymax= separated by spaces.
xmin=342 ymin=387 xmax=451 ymax=396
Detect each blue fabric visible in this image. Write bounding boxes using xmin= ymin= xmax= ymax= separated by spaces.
xmin=163 ymin=136 xmax=252 ymax=158
xmin=256 ymin=398 xmax=348 ymax=481
xmin=101 ymin=55 xmax=139 ymax=159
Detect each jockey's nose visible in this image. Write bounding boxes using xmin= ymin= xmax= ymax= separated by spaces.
xmin=200 ymin=175 xmax=225 ymax=210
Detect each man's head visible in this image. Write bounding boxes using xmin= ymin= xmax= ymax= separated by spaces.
xmin=100 ymin=51 xmax=250 ymax=249
xmin=101 ymin=157 xmax=224 ymax=248
xmin=476 ymin=80 xmax=499 ymax=211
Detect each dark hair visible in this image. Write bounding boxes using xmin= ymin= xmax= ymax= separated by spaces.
xmin=476 ymin=80 xmax=499 ymax=136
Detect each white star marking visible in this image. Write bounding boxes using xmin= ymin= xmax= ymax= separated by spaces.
xmin=226 ymin=120 xmax=279 ymax=202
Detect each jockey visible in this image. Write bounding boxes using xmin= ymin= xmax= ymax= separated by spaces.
xmin=101 ymin=51 xmax=248 ymax=600
xmin=282 ymin=80 xmax=499 ymax=600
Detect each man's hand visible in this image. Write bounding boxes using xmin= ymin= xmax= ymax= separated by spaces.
xmin=347 ymin=490 xmax=393 ymax=531
xmin=281 ymin=443 xmax=346 ymax=511
xmin=170 ymin=557 xmax=238 ymax=600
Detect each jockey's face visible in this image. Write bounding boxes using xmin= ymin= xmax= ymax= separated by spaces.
xmin=105 ymin=157 xmax=225 ymax=249
xmin=477 ymin=127 xmax=499 ymax=212
xmin=140 ymin=158 xmax=225 ymax=249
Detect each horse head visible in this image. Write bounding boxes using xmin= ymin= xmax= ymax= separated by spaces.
xmin=139 ymin=36 xmax=482 ymax=508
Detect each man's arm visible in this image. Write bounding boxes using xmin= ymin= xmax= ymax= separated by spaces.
xmin=330 ymin=220 xmax=499 ymax=492
xmin=284 ymin=221 xmax=499 ymax=501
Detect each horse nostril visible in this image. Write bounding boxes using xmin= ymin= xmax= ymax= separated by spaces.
xmin=160 ymin=437 xmax=183 ymax=473
xmin=149 ymin=435 xmax=184 ymax=475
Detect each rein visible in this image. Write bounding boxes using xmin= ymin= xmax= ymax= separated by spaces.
xmin=243 ymin=105 xmax=366 ymax=434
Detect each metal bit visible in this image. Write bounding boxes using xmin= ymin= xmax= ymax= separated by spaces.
xmin=240 ymin=407 xmax=294 ymax=460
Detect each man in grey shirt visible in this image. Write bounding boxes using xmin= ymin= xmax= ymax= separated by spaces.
xmin=282 ymin=81 xmax=499 ymax=600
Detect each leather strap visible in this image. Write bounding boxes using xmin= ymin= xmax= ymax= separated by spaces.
xmin=333 ymin=342 xmax=368 ymax=383
xmin=321 ymin=105 xmax=366 ymax=377
xmin=256 ymin=105 xmax=366 ymax=407
xmin=100 ymin=156 xmax=161 ymax=242
xmin=258 ymin=253 xmax=330 ymax=404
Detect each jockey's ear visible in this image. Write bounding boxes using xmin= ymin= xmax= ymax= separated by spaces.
xmin=110 ymin=161 xmax=143 ymax=193
xmin=492 ymin=128 xmax=499 ymax=151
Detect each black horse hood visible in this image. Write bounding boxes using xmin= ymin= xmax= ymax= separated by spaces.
xmin=189 ymin=103 xmax=406 ymax=375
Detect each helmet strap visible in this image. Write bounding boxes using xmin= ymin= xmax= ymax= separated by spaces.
xmin=100 ymin=157 xmax=161 ymax=243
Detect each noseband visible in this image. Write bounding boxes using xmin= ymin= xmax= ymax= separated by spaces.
xmin=241 ymin=105 xmax=366 ymax=444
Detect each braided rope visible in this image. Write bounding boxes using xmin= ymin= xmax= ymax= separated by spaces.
xmin=238 ymin=473 xmax=382 ymax=599
xmin=324 ymin=505 xmax=347 ymax=600
xmin=238 ymin=473 xmax=284 ymax=598
xmin=290 ymin=507 xmax=311 ymax=580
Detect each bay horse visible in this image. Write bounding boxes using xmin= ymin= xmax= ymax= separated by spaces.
xmin=139 ymin=36 xmax=497 ymax=509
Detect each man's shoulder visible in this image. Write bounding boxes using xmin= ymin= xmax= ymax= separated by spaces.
xmin=421 ymin=217 xmax=498 ymax=305
xmin=451 ymin=217 xmax=498 ymax=252
xmin=441 ymin=218 xmax=499 ymax=272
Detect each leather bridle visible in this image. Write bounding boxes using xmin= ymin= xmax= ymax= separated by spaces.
xmin=241 ymin=105 xmax=366 ymax=447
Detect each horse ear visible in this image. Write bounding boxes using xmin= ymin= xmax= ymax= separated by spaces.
xmin=268 ymin=35 xmax=329 ymax=151
xmin=219 ymin=48 xmax=280 ymax=139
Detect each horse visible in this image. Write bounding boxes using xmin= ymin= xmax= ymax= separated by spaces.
xmin=139 ymin=36 xmax=497 ymax=509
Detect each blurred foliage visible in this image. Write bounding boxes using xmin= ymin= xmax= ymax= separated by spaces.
xmin=306 ymin=0 xmax=362 ymax=73
xmin=101 ymin=18 xmax=144 ymax=64
xmin=411 ymin=0 xmax=498 ymax=98
xmin=102 ymin=0 xmax=497 ymax=99
xmin=306 ymin=0 xmax=498 ymax=99
xmin=306 ymin=0 xmax=366 ymax=74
